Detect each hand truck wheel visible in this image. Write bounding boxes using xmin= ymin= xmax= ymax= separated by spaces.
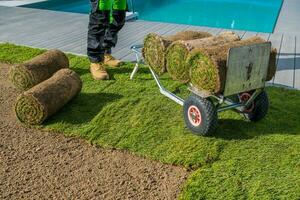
xmin=183 ymin=95 xmax=218 ymax=136
xmin=240 ymin=91 xmax=269 ymax=122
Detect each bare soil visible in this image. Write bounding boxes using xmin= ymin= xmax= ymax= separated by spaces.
xmin=0 ymin=63 xmax=188 ymax=200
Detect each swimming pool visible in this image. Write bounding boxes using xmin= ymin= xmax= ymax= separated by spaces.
xmin=21 ymin=0 xmax=283 ymax=33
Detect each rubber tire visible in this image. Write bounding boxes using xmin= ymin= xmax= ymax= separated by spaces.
xmin=183 ymin=95 xmax=218 ymax=136
xmin=244 ymin=91 xmax=269 ymax=122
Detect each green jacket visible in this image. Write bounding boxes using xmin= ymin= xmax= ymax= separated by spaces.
xmin=98 ymin=0 xmax=127 ymax=11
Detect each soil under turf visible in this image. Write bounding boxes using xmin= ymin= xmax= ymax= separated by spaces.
xmin=0 ymin=63 xmax=188 ymax=200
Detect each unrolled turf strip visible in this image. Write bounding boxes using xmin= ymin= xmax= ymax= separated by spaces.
xmin=9 ymin=49 xmax=69 ymax=91
xmin=142 ymin=31 xmax=212 ymax=75
xmin=188 ymin=36 xmax=277 ymax=95
xmin=165 ymin=32 xmax=240 ymax=83
xmin=15 ymin=69 xmax=82 ymax=125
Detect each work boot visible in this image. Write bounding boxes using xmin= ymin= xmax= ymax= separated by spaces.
xmin=104 ymin=54 xmax=123 ymax=67
xmin=90 ymin=63 xmax=109 ymax=80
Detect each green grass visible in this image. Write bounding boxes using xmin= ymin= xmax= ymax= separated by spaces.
xmin=1 ymin=43 xmax=299 ymax=199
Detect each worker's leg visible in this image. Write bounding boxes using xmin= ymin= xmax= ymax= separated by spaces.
xmin=103 ymin=0 xmax=126 ymax=54
xmin=87 ymin=0 xmax=111 ymax=80
xmin=87 ymin=0 xmax=111 ymax=63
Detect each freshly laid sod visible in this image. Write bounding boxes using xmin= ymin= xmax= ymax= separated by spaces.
xmin=1 ymin=43 xmax=299 ymax=199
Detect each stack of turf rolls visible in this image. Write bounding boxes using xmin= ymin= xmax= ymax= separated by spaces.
xmin=188 ymin=36 xmax=277 ymax=94
xmin=143 ymin=31 xmax=277 ymax=95
xmin=9 ymin=49 xmax=69 ymax=91
xmin=10 ymin=50 xmax=82 ymax=125
xmin=166 ymin=31 xmax=241 ymax=83
xmin=143 ymin=30 xmax=212 ymax=75
xmin=15 ymin=69 xmax=82 ymax=125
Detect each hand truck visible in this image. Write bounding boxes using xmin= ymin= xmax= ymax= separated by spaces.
xmin=129 ymin=42 xmax=271 ymax=136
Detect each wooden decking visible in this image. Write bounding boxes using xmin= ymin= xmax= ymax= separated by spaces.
xmin=0 ymin=5 xmax=299 ymax=89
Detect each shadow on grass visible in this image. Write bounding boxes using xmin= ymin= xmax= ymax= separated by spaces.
xmin=214 ymin=115 xmax=300 ymax=140
xmin=73 ymin=67 xmax=90 ymax=76
xmin=214 ymin=119 xmax=264 ymax=140
xmin=71 ymin=62 xmax=151 ymax=80
xmin=108 ymin=66 xmax=150 ymax=80
xmin=45 ymin=92 xmax=123 ymax=125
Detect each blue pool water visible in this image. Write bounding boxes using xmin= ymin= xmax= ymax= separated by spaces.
xmin=21 ymin=0 xmax=283 ymax=33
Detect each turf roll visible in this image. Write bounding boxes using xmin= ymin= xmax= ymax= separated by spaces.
xmin=9 ymin=49 xmax=69 ymax=91
xmin=143 ymin=31 xmax=212 ymax=75
xmin=267 ymin=49 xmax=277 ymax=81
xmin=15 ymin=69 xmax=82 ymax=125
xmin=166 ymin=32 xmax=240 ymax=83
xmin=188 ymin=36 xmax=277 ymax=95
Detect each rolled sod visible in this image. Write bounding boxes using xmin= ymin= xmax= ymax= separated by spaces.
xmin=166 ymin=32 xmax=240 ymax=83
xmin=9 ymin=49 xmax=69 ymax=91
xmin=188 ymin=36 xmax=277 ymax=95
xmin=142 ymin=31 xmax=212 ymax=75
xmin=267 ymin=49 xmax=277 ymax=81
xmin=15 ymin=69 xmax=82 ymax=125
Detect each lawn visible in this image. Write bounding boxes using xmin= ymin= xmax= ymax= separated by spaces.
xmin=1 ymin=43 xmax=299 ymax=199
